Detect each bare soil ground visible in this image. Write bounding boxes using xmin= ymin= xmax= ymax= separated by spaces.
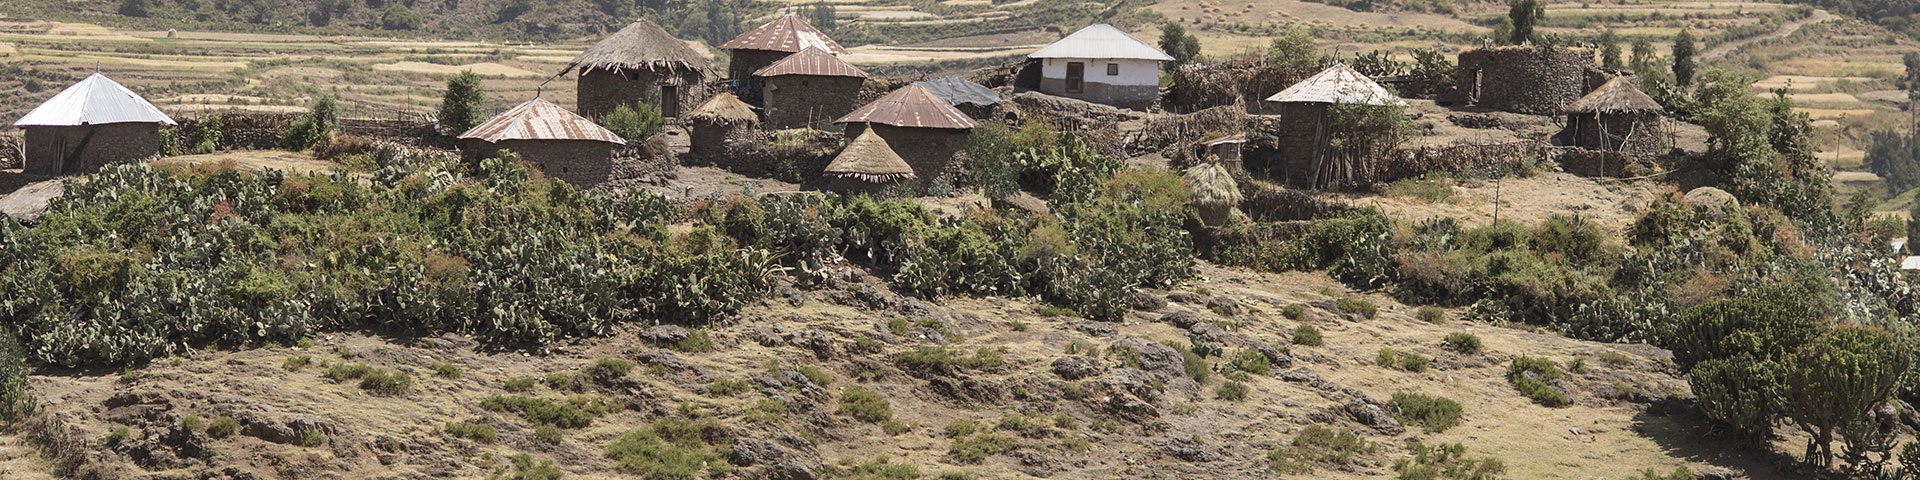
xmin=1338 ymin=173 xmax=1663 ymax=236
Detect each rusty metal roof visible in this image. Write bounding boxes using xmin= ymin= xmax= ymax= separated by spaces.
xmin=721 ymin=14 xmax=847 ymax=55
xmin=1264 ymin=63 xmax=1406 ymax=106
xmin=1028 ymin=24 xmax=1172 ymax=61
xmin=754 ymin=47 xmax=868 ymax=78
xmin=458 ymin=98 xmax=625 ymax=144
xmin=15 ymin=73 xmax=176 ymax=127
xmin=834 ymin=85 xmax=977 ymax=130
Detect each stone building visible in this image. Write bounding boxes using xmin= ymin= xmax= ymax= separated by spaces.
xmin=1262 ymin=63 xmax=1406 ymax=188
xmin=568 ymin=18 xmax=713 ymax=120
xmin=1455 ymin=46 xmax=1609 ymax=115
xmin=1560 ymin=77 xmax=1667 ymax=164
xmin=13 ymin=73 xmax=176 ymax=176
xmin=1027 ymin=24 xmax=1172 ymax=110
xmin=823 ymin=129 xmax=916 ymax=196
xmin=1201 ymin=133 xmax=1247 ymax=171
xmin=754 ymin=47 xmax=868 ymax=130
xmin=722 ymin=14 xmax=847 ymax=105
xmin=835 ymin=85 xmax=977 ymax=186
xmin=458 ymin=98 xmax=626 ymax=187
xmin=686 ymin=92 xmax=760 ymax=160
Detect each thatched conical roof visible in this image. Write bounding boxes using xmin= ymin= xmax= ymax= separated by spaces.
xmin=834 ymin=85 xmax=977 ymax=130
xmin=1567 ymin=77 xmax=1663 ymax=115
xmin=1183 ymin=163 xmax=1241 ymax=207
xmin=825 ymin=129 xmax=915 ymax=182
xmin=568 ymin=18 xmax=712 ymax=74
xmin=687 ymin=92 xmax=760 ymax=125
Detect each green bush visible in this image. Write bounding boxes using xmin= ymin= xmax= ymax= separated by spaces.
xmin=1216 ymin=381 xmax=1250 ymax=401
xmin=1416 ymin=306 xmax=1445 ymax=323
xmin=1268 ymin=426 xmax=1374 ymax=475
xmin=708 ymin=378 xmax=750 ymax=396
xmin=1443 ymin=332 xmax=1482 ymax=354
xmin=1376 ymin=348 xmax=1429 ymax=372
xmin=1337 ymin=298 xmax=1377 ymax=319
xmin=298 ymin=429 xmax=326 ymax=447
xmin=431 ymin=361 xmax=460 ymax=378
xmin=746 ymin=398 xmax=786 ymax=423
xmin=380 ymin=4 xmax=421 ymax=29
xmin=839 ymin=387 xmax=892 ymax=423
xmin=604 ymin=419 xmax=732 ymax=480
xmin=1390 ymin=393 xmax=1463 ymax=433
xmin=505 ymin=453 xmax=564 ymax=480
xmin=504 ymin=377 xmax=536 ymax=393
xmin=599 ymin=101 xmax=665 ymax=143
xmin=533 ymin=425 xmax=563 ymax=444
xmin=948 ymin=434 xmax=1016 ymax=464
xmin=359 ymin=369 xmax=412 ymax=396
xmin=1231 ymin=349 xmax=1272 ymax=375
xmin=443 ymin=419 xmax=497 ymax=443
xmin=1282 ymin=304 xmax=1305 ymax=320
xmin=1293 ymin=325 xmax=1324 ymax=346
xmin=282 ymin=96 xmax=337 ymax=151
xmin=282 ymin=355 xmax=311 ymax=371
xmin=589 ymin=358 xmax=635 ymax=384
xmin=944 ymin=420 xmax=978 ymax=438
xmin=894 ymin=347 xmax=1003 ymax=374
xmin=797 ymin=366 xmax=832 ymax=387
xmin=482 ymin=395 xmax=594 ymax=428
xmin=207 ymin=417 xmax=238 ymax=439
xmin=437 ymin=71 xmax=485 ymax=135
xmin=324 ymin=363 xmax=372 ymax=382
xmin=1507 ymin=356 xmax=1569 ymax=407
xmin=1392 ymin=441 xmax=1506 ymax=480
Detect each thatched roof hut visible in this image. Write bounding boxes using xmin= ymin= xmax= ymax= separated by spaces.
xmin=1184 ymin=162 xmax=1241 ymax=226
xmin=568 ymin=18 xmax=713 ymax=119
xmin=835 ymin=85 xmax=976 ymax=185
xmin=1560 ymin=77 xmax=1667 ymax=164
xmin=687 ymin=92 xmax=760 ymax=159
xmin=1263 ymin=63 xmax=1407 ymax=189
xmin=824 ymin=129 xmax=915 ymax=195
xmin=1566 ymin=77 xmax=1662 ymax=115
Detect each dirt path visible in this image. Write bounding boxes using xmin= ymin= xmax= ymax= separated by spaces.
xmin=1702 ymin=9 xmax=1831 ymax=61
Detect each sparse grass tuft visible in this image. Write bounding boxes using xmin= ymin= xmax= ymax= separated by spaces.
xmin=588 ymin=358 xmax=634 ymax=384
xmin=659 ymin=330 xmax=714 ymax=353
xmin=1386 ymin=177 xmax=1455 ymax=204
xmin=839 ymin=387 xmax=892 ymax=423
xmin=1336 ymin=298 xmax=1377 ymax=319
xmin=708 ymin=378 xmax=750 ymax=396
xmin=533 ymin=425 xmax=563 ymax=445
xmin=882 ymin=419 xmax=911 ymax=435
xmin=1293 ymin=325 xmax=1324 ymax=346
xmin=945 ymin=420 xmax=979 ymax=438
xmin=1268 ymin=426 xmax=1374 ymax=475
xmin=297 ymin=429 xmax=326 ymax=447
xmin=1507 ymin=356 xmax=1570 ymax=407
xmin=359 ymin=369 xmax=412 ymax=396
xmin=1443 ymin=332 xmax=1482 ymax=354
xmin=1217 ymin=381 xmax=1250 ymax=401
xmin=1390 ymin=392 xmax=1463 ymax=433
xmin=948 ymin=434 xmax=1016 ymax=464
xmin=1568 ymin=357 xmax=1588 ymax=374
xmin=1036 ymin=305 xmax=1076 ymax=317
xmin=1417 ymin=306 xmax=1445 ymax=323
xmin=1598 ymin=351 xmax=1633 ymax=367
xmin=322 ymin=362 xmax=371 ymax=381
xmin=1393 ymin=441 xmax=1507 ymax=479
xmin=746 ymin=398 xmax=787 ymax=424
xmin=431 ymin=361 xmax=460 ymax=378
xmin=1376 ymin=348 xmax=1430 ymax=372
xmin=282 ymin=355 xmax=311 ymax=371
xmin=207 ymin=417 xmax=238 ymax=439
xmin=1282 ymin=304 xmax=1306 ymax=320
xmin=482 ymin=395 xmax=594 ymax=428
xmin=106 ymin=426 xmax=129 ymax=444
xmin=797 ymin=366 xmax=832 ymax=387
xmin=504 ymin=377 xmax=536 ymax=393
xmin=443 ymin=419 xmax=497 ymax=443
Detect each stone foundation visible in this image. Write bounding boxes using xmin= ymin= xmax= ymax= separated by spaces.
xmin=1035 ymin=78 xmax=1157 ymax=110
xmin=1559 ymin=112 xmax=1665 ymax=161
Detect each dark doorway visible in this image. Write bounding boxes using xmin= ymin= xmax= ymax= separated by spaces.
xmin=1065 ymin=62 xmax=1084 ymax=93
xmin=661 ymin=85 xmax=680 ymax=117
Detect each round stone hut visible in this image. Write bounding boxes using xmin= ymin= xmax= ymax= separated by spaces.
xmin=754 ymin=47 xmax=868 ymax=130
xmin=1262 ymin=63 xmax=1407 ymax=188
xmin=568 ymin=18 xmax=712 ymax=120
xmin=834 ymin=85 xmax=978 ymax=186
xmin=1561 ymin=77 xmax=1667 ymax=161
xmin=824 ymin=128 xmax=916 ymax=196
xmin=14 ymin=73 xmax=176 ymax=176
xmin=722 ymin=14 xmax=846 ymax=105
xmin=686 ymin=92 xmax=761 ymax=159
xmin=458 ymin=98 xmax=626 ymax=187
xmin=1455 ymin=46 xmax=1608 ymax=115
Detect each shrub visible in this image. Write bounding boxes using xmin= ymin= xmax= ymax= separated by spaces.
xmin=533 ymin=425 xmax=563 ymax=444
xmin=1784 ymin=326 xmax=1911 ymax=466
xmin=1231 ymin=349 xmax=1272 ymax=375
xmin=207 ymin=417 xmax=238 ymax=439
xmin=708 ymin=378 xmax=750 ymax=396
xmin=359 ymin=369 xmax=412 ymax=396
xmin=1568 ymin=358 xmax=1588 ymax=374
xmin=380 ymin=4 xmax=421 ymax=29
xmin=948 ymin=434 xmax=1016 ymax=464
xmin=181 ymin=415 xmax=204 ymax=431
xmin=1393 ymin=441 xmax=1506 ymax=480
xmin=839 ymin=387 xmax=892 ymax=423
xmin=659 ymin=330 xmax=714 ymax=353
xmin=1443 ymin=332 xmax=1482 ymax=354
xmin=482 ymin=395 xmax=594 ymax=428
xmin=1293 ymin=325 xmax=1324 ymax=346
xmin=883 ymin=420 xmax=911 ymax=435
xmin=282 ymin=96 xmax=337 ymax=151
xmin=604 ymin=419 xmax=732 ymax=480
xmin=431 ymin=361 xmax=460 ymax=378
xmin=843 ymin=456 xmax=921 ymax=479
xmin=1282 ymin=304 xmax=1305 ymax=320
xmin=545 ymin=374 xmax=573 ymax=391
xmin=1507 ymin=356 xmax=1569 ymax=407
xmin=589 ymin=358 xmax=634 ymax=384
xmin=323 ymin=362 xmax=372 ymax=382
xmin=945 ymin=420 xmax=978 ymax=438
xmin=746 ymin=398 xmax=786 ymax=423
xmin=1337 ymin=298 xmax=1377 ymax=319
xmin=796 ymin=366 xmax=832 ymax=387
xmin=437 ymin=71 xmax=485 ymax=135
xmin=106 ymin=426 xmax=130 ymax=444
xmin=504 ymin=377 xmax=536 ymax=393
xmin=505 ymin=453 xmax=563 ymax=480
xmin=1216 ymin=381 xmax=1250 ymax=401
xmin=1268 ymin=426 xmax=1374 ymax=475
xmin=1390 ymin=393 xmax=1463 ymax=433
xmin=297 ymin=429 xmax=326 ymax=447
xmin=282 ymin=355 xmax=311 ymax=371
xmin=443 ymin=419 xmax=497 ymax=443
xmin=1376 ymin=348 xmax=1429 ymax=372
xmin=600 ymin=101 xmax=665 ymax=143
xmin=1417 ymin=307 xmax=1445 ymax=323
xmin=1598 ymin=352 xmax=1632 ymax=367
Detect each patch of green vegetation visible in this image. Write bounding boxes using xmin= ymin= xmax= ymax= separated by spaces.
xmin=894 ymin=347 xmax=1004 ymax=373
xmin=655 ymin=330 xmax=715 ymax=353
xmin=604 ymin=418 xmax=732 ymax=480
xmin=1507 ymin=356 xmax=1570 ymax=407
xmin=1036 ymin=305 xmax=1076 ymax=317
xmin=708 ymin=378 xmax=750 ymax=397
xmin=1376 ymin=348 xmax=1431 ymax=372
xmin=1390 ymin=393 xmax=1463 ymax=433
xmin=359 ymin=369 xmax=412 ymax=396
xmin=106 ymin=426 xmax=130 ymax=444
xmin=1231 ymin=349 xmax=1273 ymax=375
xmin=481 ymin=395 xmax=593 ymax=428
xmin=945 ymin=420 xmax=979 ymax=438
xmin=431 ymin=361 xmax=460 ymax=378
xmin=504 ymin=377 xmax=536 ymax=393
xmin=297 ymin=429 xmax=326 ymax=447
xmin=501 ymin=453 xmax=564 ymax=480
xmin=1293 ymin=325 xmax=1324 ymax=346
xmin=1010 ymin=320 xmax=1028 ymax=332
xmin=1216 ymin=380 xmax=1250 ymax=401
xmin=323 ymin=362 xmax=372 ymax=381
xmin=282 ymin=355 xmax=311 ymax=371
xmin=589 ymin=358 xmax=634 ymax=384
xmin=207 ymin=417 xmax=238 ymax=439
xmin=1282 ymin=304 xmax=1306 ymax=320
xmin=533 ymin=425 xmax=563 ymax=445
xmin=948 ymin=433 xmax=1017 ymax=464
xmin=746 ymin=398 xmax=787 ymax=424
xmin=839 ymin=387 xmax=893 ymax=424
xmin=1062 ymin=383 xmax=1088 ymax=400
xmin=544 ymin=373 xmax=574 ymax=391
xmin=1392 ymin=441 xmax=1507 ymax=479
xmin=1598 ymin=351 xmax=1633 ymax=367
xmin=1568 ymin=357 xmax=1589 ymax=374
xmin=181 ymin=415 xmax=203 ymax=431
xmin=1385 ymin=177 xmax=1455 ymax=204
xmin=837 ymin=455 xmax=920 ymax=480
xmin=1417 ymin=306 xmax=1446 ymax=323
xmin=1268 ymin=426 xmax=1374 ymax=475
xmin=1443 ymin=332 xmax=1483 ymax=354
xmin=882 ymin=420 xmax=911 ymax=436
xmin=1337 ymin=298 xmax=1378 ymax=319
xmin=796 ymin=366 xmax=832 ymax=387
xmin=443 ymin=419 xmax=497 ymax=443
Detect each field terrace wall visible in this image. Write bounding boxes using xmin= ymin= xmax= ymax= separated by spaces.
xmin=23 ymin=123 xmax=160 ymax=175
xmin=1455 ymin=46 xmax=1609 ymax=115
xmin=696 ymin=129 xmax=842 ymax=182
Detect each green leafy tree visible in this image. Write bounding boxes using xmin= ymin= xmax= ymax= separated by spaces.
xmin=600 ymin=101 xmax=664 ymax=143
xmin=1630 ymin=37 xmax=1657 ymax=74
xmin=119 ymin=0 xmax=153 ymax=17
xmin=1491 ymin=17 xmax=1515 ymax=46
xmin=1673 ymin=29 xmax=1697 ymax=87
xmin=283 ymin=95 xmax=339 ymax=151
xmin=1785 ymin=327 xmax=1911 ymax=470
xmin=1268 ymin=26 xmax=1319 ymax=71
xmin=1507 ymin=0 xmax=1544 ymax=45
xmin=804 ymin=2 xmax=837 ymax=32
xmin=1600 ymin=29 xmax=1623 ymax=70
xmin=1159 ymin=22 xmax=1201 ymax=68
xmin=438 ymin=71 xmax=486 ymax=136
xmin=382 ymin=4 xmax=422 ymax=30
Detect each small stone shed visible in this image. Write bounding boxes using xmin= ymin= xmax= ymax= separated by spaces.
xmin=1262 ymin=63 xmax=1406 ymax=188
xmin=834 ymin=85 xmax=978 ymax=186
xmin=1560 ymin=77 xmax=1667 ymax=161
xmin=458 ymin=98 xmax=626 ymax=187
xmin=686 ymin=92 xmax=760 ymax=159
xmin=754 ymin=47 xmax=869 ymax=130
xmin=1027 ymin=23 xmax=1172 ymax=110
xmin=722 ymin=14 xmax=847 ymax=105
xmin=1455 ymin=46 xmax=1609 ymax=115
xmin=568 ymin=18 xmax=713 ymax=120
xmin=14 ymin=73 xmax=176 ymax=176
xmin=823 ymin=128 xmax=916 ymax=196
xmin=1200 ymin=133 xmax=1247 ymax=171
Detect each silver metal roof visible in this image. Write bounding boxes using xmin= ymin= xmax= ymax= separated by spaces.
xmin=1028 ymin=24 xmax=1173 ymax=61
xmin=913 ymin=77 xmax=1000 ymax=107
xmin=1264 ymin=63 xmax=1407 ymax=106
xmin=15 ymin=74 xmax=177 ymax=127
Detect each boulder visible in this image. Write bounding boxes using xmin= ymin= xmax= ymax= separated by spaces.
xmin=1051 ymin=356 xmax=1104 ymax=380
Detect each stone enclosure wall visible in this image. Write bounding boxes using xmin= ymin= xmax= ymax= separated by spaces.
xmin=1455 ymin=47 xmax=1606 ymax=115
xmin=24 ymin=124 xmax=160 ymax=175
xmin=762 ymin=75 xmax=864 ymax=130
xmin=1560 ymin=113 xmax=1665 ymax=161
xmin=579 ymin=67 xmax=709 ymax=120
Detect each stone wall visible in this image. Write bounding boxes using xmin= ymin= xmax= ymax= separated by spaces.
xmin=24 ymin=124 xmax=160 ymax=175
xmin=847 ymin=123 xmax=967 ymax=187
xmin=1552 ymin=147 xmax=1641 ymax=178
xmin=1268 ymin=102 xmax=1327 ymax=187
xmin=1035 ymin=78 xmax=1158 ymax=111
xmin=463 ymin=138 xmax=616 ymax=187
xmin=1559 ymin=112 xmax=1665 ymax=161
xmin=174 ymin=112 xmax=454 ymax=151
xmin=697 ymin=128 xmax=843 ymax=183
xmin=1455 ymin=47 xmax=1605 ymax=115
xmin=729 ymin=50 xmax=793 ymax=105
xmin=825 ymin=176 xmax=913 ymax=197
xmin=1166 ymin=57 xmax=1310 ymax=114
xmin=579 ymin=67 xmax=709 ymax=120
xmin=690 ymin=120 xmax=757 ymax=161
xmin=1376 ymin=141 xmax=1542 ymax=183
xmin=0 ymin=133 xmax=22 ymax=170
xmin=762 ymin=75 xmax=864 ymax=130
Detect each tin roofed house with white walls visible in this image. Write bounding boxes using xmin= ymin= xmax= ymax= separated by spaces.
xmin=1027 ymin=24 xmax=1173 ymax=110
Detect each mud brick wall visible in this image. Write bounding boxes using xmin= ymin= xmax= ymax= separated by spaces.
xmin=579 ymin=67 xmax=709 ymax=120
xmin=698 ymin=128 xmax=841 ymax=183
xmin=762 ymin=75 xmax=864 ymax=130
xmin=24 ymin=124 xmax=160 ymax=175
xmin=1456 ymin=47 xmax=1604 ymax=115
xmin=463 ymin=138 xmax=616 ymax=188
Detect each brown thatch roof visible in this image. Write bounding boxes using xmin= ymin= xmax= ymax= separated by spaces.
xmin=687 ymin=92 xmax=760 ymax=124
xmin=825 ymin=129 xmax=915 ymax=181
xmin=834 ymin=85 xmax=977 ymax=130
xmin=1567 ymin=77 xmax=1663 ymax=115
xmin=754 ymin=47 xmax=868 ymax=78
xmin=568 ymin=18 xmax=712 ymax=74
xmin=1183 ymin=163 xmax=1241 ymax=207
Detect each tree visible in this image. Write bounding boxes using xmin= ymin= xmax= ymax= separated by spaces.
xmin=1673 ymin=29 xmax=1697 ymax=87
xmin=438 ymin=71 xmax=486 ymax=136
xmin=599 ymin=101 xmax=664 ymax=144
xmin=804 ymin=2 xmax=837 ymax=32
xmin=120 ymin=0 xmax=153 ymax=17
xmin=1909 ymin=193 xmax=1920 ymax=251
xmin=1784 ymin=327 xmax=1910 ymax=470
xmin=382 ymin=4 xmax=422 ymax=30
xmin=1507 ymin=0 xmax=1544 ymax=45
xmin=283 ymin=96 xmax=340 ymax=151
xmin=1600 ymin=29 xmax=1624 ymax=70
xmin=1631 ymin=37 xmax=1657 ymax=74
xmin=1159 ymin=22 xmax=1201 ymax=68
xmin=1268 ymin=26 xmax=1319 ymax=71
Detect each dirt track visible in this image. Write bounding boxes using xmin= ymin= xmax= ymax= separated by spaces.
xmin=1701 ymin=9 xmax=1831 ymax=61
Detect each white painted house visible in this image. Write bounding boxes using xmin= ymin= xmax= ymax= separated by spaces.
xmin=1027 ymin=24 xmax=1172 ymax=110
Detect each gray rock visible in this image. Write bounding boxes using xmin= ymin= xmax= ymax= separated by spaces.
xmin=1051 ymin=356 xmax=1104 ymax=380
xmin=1166 ymin=292 xmax=1207 ymax=305
xmin=1188 ymin=322 xmax=1231 ymax=345
xmin=1072 ymin=321 xmax=1117 ymax=337
xmin=1129 ymin=291 xmax=1167 ymax=311
xmin=1159 ymin=310 xmax=1203 ymax=330
xmin=1251 ymin=343 xmax=1293 ymax=370
xmin=1346 ymin=400 xmax=1405 ymax=435
xmin=640 ymin=325 xmax=691 ymax=344
xmin=1094 ymin=368 xmax=1162 ymax=404
xmin=1206 ymin=296 xmax=1243 ymax=316
xmin=1155 ymin=435 xmax=1218 ymax=462
xmin=1109 ymin=337 xmax=1184 ymax=379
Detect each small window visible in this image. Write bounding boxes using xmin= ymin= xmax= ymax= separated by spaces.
xmin=1107 ymin=63 xmax=1120 ymax=76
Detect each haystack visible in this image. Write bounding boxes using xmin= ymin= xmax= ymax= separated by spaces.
xmin=687 ymin=92 xmax=760 ymax=159
xmin=1184 ymin=162 xmax=1242 ymax=226
xmin=1560 ymin=77 xmax=1666 ymax=162
xmin=567 ymin=18 xmax=712 ymax=119
xmin=824 ymin=129 xmax=915 ymax=195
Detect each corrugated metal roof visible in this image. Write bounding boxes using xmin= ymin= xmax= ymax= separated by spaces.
xmin=1028 ymin=24 xmax=1173 ymax=61
xmin=1904 ymin=256 xmax=1920 ymax=270
xmin=913 ymin=77 xmax=1000 ymax=107
xmin=721 ymin=14 xmax=847 ymax=55
xmin=754 ymin=47 xmax=868 ymax=78
xmin=458 ymin=98 xmax=625 ymax=144
xmin=15 ymin=74 xmax=176 ymax=127
xmin=834 ymin=85 xmax=977 ymax=130
xmin=1264 ymin=63 xmax=1407 ymax=106
xmin=1202 ymin=134 xmax=1247 ymax=146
